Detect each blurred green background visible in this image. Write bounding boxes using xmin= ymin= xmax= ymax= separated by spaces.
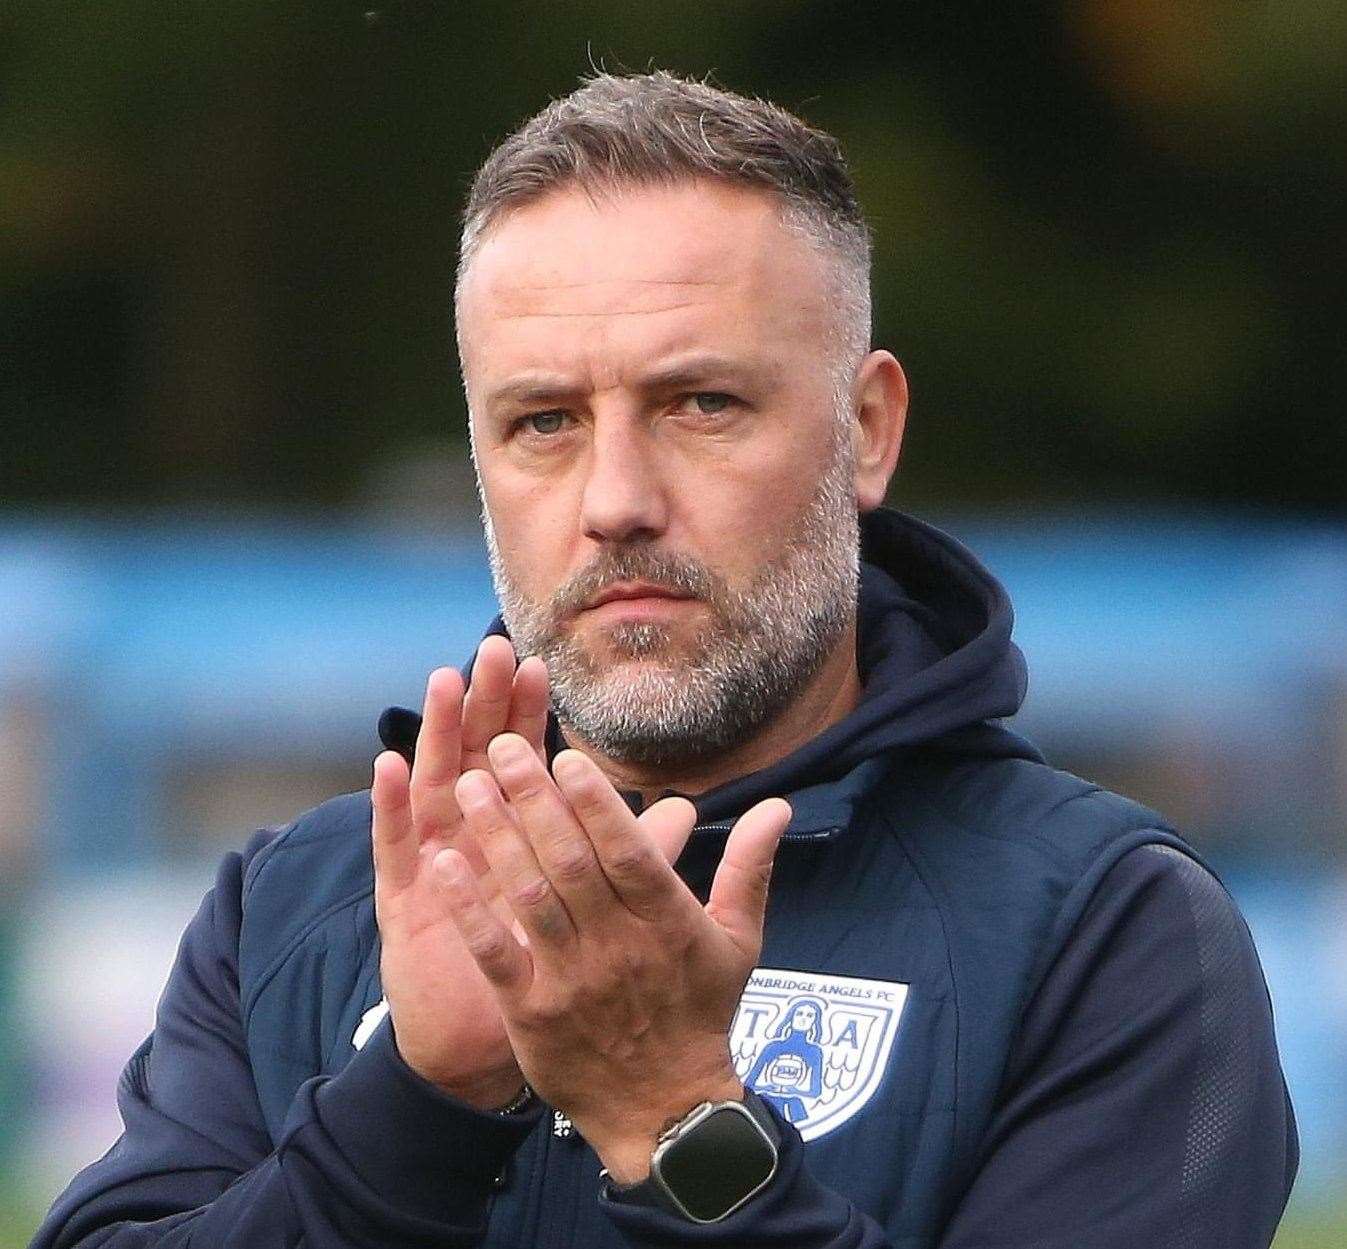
xmin=3 ymin=2 xmax=1344 ymax=1245
xmin=4 ymin=0 xmax=1345 ymax=514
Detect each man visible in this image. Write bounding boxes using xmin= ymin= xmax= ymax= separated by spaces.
xmin=33 ymin=72 xmax=1297 ymax=1248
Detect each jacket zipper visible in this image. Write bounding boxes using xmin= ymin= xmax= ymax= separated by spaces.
xmin=694 ymin=821 xmax=842 ymax=841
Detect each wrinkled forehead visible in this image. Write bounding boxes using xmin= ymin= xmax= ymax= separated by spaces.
xmin=455 ymin=180 xmax=834 ymax=370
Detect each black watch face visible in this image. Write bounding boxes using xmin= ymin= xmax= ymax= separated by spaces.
xmin=659 ymin=1105 xmax=777 ymax=1223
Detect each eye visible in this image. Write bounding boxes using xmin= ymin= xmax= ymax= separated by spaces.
xmin=521 ymin=411 xmax=568 ymax=435
xmin=690 ymin=392 xmax=733 ymax=415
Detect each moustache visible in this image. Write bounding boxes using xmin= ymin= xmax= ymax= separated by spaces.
xmin=550 ymin=546 xmax=727 ymax=621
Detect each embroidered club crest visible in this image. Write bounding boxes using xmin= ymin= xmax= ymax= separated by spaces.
xmin=730 ymin=968 xmax=908 ymax=1142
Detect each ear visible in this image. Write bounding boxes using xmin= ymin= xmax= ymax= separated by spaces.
xmin=850 ymin=351 xmax=908 ymax=513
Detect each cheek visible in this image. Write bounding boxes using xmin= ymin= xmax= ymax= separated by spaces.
xmin=673 ymin=475 xmax=814 ymax=587
xmin=481 ymin=470 xmax=582 ymax=598
xmin=690 ymin=442 xmax=824 ymax=536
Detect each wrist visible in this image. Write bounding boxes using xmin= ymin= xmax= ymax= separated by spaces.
xmin=593 ymin=1075 xmax=746 ymax=1185
xmin=607 ymin=1094 xmax=782 ymax=1224
xmin=431 ymin=1068 xmax=528 ymax=1111
xmin=392 ymin=1033 xmax=525 ymax=1110
xmin=599 ymin=1140 xmax=658 ymax=1187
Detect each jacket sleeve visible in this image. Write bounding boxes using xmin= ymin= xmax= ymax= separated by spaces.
xmin=28 ymin=832 xmax=541 ymax=1249
xmin=600 ymin=1099 xmax=893 ymax=1248
xmin=935 ymin=842 xmax=1298 ymax=1249
xmin=600 ymin=843 xmax=1297 ymax=1249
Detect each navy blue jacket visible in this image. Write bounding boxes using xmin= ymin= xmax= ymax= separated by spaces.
xmin=31 ymin=509 xmax=1298 ymax=1248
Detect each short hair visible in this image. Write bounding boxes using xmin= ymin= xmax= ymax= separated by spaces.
xmin=456 ymin=71 xmax=872 ymax=364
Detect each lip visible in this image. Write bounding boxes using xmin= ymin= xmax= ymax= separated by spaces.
xmin=586 ymin=582 xmax=694 ymax=610
xmin=579 ymin=583 xmax=699 ymax=624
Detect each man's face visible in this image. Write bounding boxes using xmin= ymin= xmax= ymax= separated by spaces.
xmin=457 ymin=180 xmax=861 ymax=765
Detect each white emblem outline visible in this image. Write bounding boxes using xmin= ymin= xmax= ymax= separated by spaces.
xmin=730 ymin=967 xmax=908 ymax=1142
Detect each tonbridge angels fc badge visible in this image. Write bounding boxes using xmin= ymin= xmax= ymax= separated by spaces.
xmin=730 ymin=968 xmax=908 ymax=1142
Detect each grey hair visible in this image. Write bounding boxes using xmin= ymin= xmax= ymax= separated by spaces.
xmin=455 ymin=71 xmax=872 ymax=367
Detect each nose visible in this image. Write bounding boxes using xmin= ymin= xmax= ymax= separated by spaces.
xmin=579 ymin=418 xmax=669 ymax=544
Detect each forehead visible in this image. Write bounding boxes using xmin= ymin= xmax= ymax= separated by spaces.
xmin=456 ymin=180 xmax=833 ymax=376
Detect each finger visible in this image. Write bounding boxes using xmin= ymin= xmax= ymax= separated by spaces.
xmin=505 ymin=655 xmax=550 ymax=760
xmin=460 ymin=635 xmax=517 ymax=766
xmin=433 ymin=848 xmax=532 ymax=994
xmin=487 ymin=733 xmax=614 ymax=923
xmin=551 ymin=750 xmax=691 ymax=919
xmin=411 ymin=667 xmax=465 ymax=787
xmin=406 ymin=666 xmax=500 ymax=878
xmin=456 ymin=767 xmax=576 ymax=947
xmin=371 ymin=750 xmax=416 ymax=894
xmin=705 ymin=798 xmax=791 ymax=956
xmin=408 ymin=667 xmax=466 ymax=827
xmin=637 ymin=795 xmax=699 ymax=867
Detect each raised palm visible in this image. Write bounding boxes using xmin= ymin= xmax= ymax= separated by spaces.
xmin=372 ymin=636 xmax=550 ymax=1107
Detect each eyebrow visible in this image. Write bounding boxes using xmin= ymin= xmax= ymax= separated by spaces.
xmin=642 ymin=353 xmax=777 ymax=392
xmin=483 ymin=353 xmax=779 ymax=411
xmin=484 ymin=375 xmax=582 ymax=409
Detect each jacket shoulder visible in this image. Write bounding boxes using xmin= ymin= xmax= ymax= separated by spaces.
xmin=870 ymin=753 xmax=1199 ymax=991
xmin=243 ymin=790 xmax=373 ymax=893
xmin=891 ymin=753 xmax=1182 ymax=868
xmin=238 ymin=790 xmax=374 ymax=1009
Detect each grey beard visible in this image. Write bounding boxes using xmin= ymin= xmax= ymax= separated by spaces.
xmin=484 ymin=434 xmax=860 ymax=768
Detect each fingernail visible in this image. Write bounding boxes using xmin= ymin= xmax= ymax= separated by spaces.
xmin=434 ymin=849 xmax=467 ymax=885
xmin=455 ymin=769 xmax=494 ymax=805
xmin=487 ymin=733 xmax=528 ymax=764
xmin=551 ymin=750 xmax=587 ymax=780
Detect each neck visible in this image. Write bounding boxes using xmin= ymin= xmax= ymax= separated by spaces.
xmin=560 ymin=622 xmax=862 ymax=807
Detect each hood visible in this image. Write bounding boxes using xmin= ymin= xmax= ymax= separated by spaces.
xmin=377 ymin=508 xmax=1041 ymax=827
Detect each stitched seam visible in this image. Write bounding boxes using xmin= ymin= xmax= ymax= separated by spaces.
xmin=241 ymin=886 xmax=374 ymax=1025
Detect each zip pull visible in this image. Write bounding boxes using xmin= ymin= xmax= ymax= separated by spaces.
xmin=552 ymin=1108 xmax=580 ymax=1141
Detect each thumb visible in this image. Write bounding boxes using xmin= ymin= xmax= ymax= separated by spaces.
xmin=706 ymin=798 xmax=791 ymax=955
xmin=637 ymin=795 xmax=698 ymax=866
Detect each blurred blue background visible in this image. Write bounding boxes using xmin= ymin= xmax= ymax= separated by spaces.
xmin=2 ymin=2 xmax=1344 ymax=1243
xmin=3 ymin=515 xmax=1343 ymax=1243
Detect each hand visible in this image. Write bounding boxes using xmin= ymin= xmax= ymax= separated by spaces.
xmin=370 ymin=636 xmax=549 ymax=1109
xmin=435 ymin=734 xmax=791 ymax=1182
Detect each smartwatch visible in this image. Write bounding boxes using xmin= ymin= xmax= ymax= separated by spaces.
xmin=614 ymin=1095 xmax=780 ymax=1223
